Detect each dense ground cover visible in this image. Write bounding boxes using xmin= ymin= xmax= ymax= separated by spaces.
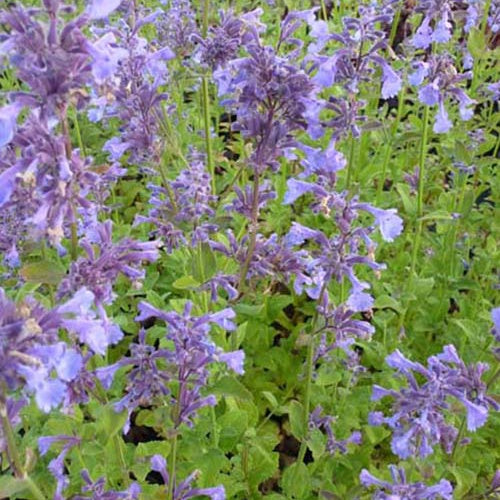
xmin=0 ymin=0 xmax=499 ymax=498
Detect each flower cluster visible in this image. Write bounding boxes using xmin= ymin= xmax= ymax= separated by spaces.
xmin=370 ymin=345 xmax=498 ymax=459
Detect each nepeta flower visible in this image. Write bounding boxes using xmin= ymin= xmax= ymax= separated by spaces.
xmin=312 ymin=3 xmax=401 ymax=97
xmin=57 ymin=219 xmax=160 ymax=306
xmin=0 ymin=3 xmax=92 ymax=118
xmin=135 ymin=157 xmax=217 ymax=251
xmin=0 ymin=289 xmax=83 ymax=412
xmin=88 ymin=0 xmax=123 ymax=20
xmin=215 ymin=31 xmax=318 ymax=171
xmin=370 ymin=345 xmax=498 ymax=459
xmin=310 ymin=406 xmax=361 ymax=455
xmin=360 ymin=465 xmax=453 ymax=499
xmin=409 ymin=54 xmax=475 ymax=134
xmin=155 ymin=0 xmax=199 ymax=58
xmin=74 ymin=470 xmax=140 ymax=500
xmin=97 ymin=302 xmax=244 ymax=432
xmin=0 ymin=102 xmax=22 ymax=149
xmin=39 ymin=434 xmax=81 ymax=500
xmin=150 ymin=454 xmax=225 ymax=499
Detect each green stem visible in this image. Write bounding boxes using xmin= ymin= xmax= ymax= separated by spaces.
xmin=70 ymin=220 xmax=78 ymax=261
xmin=202 ymin=76 xmax=215 ymax=195
xmin=376 ymin=86 xmax=405 ymax=205
xmin=450 ymin=417 xmax=467 ymax=464
xmin=238 ymin=171 xmax=260 ymax=292
xmin=345 ymin=132 xmax=356 ymax=191
xmin=409 ymin=105 xmax=430 ymax=281
xmin=416 ymin=106 xmax=430 ymax=220
xmin=201 ymin=0 xmax=215 ymax=194
xmin=24 ymin=477 xmax=47 ymax=500
xmin=297 ymin=334 xmax=314 ymax=463
xmin=0 ymin=400 xmax=23 ymax=478
xmin=167 ymin=433 xmax=178 ymax=500
xmin=71 ymin=107 xmax=86 ymax=156
xmin=297 ymin=284 xmax=328 ymax=463
xmin=388 ymin=4 xmax=401 ymax=47
xmin=320 ymin=0 xmax=328 ymax=21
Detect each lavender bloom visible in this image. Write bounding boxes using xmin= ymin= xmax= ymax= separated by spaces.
xmin=90 ymin=10 xmax=174 ymax=165
xmin=0 ymin=112 xmax=113 ymax=252
xmin=150 ymin=455 xmax=225 ymax=499
xmin=354 ymin=203 xmax=404 ymax=242
xmin=57 ymin=288 xmax=124 ymax=356
xmin=73 ymin=470 xmax=140 ymax=500
xmin=360 ymin=465 xmax=453 ymax=499
xmin=215 ymin=29 xmax=319 ymax=172
xmin=88 ymin=0 xmax=123 ymax=20
xmin=411 ymin=0 xmax=485 ymax=48
xmin=0 ymin=289 xmax=86 ymax=412
xmin=409 ymin=54 xmax=475 ymax=134
xmin=210 ymin=230 xmax=310 ymax=291
xmin=225 ymin=181 xmax=276 ymax=219
xmin=0 ymin=102 xmax=22 ymax=149
xmin=0 ymin=397 xmax=27 ymax=457
xmin=371 ymin=345 xmax=499 ymax=459
xmin=195 ymin=10 xmax=244 ymax=70
xmin=314 ymin=298 xmax=375 ymax=371
xmin=310 ymin=406 xmax=361 ymax=455
xmin=311 ymin=3 xmax=401 ymax=97
xmin=38 ymin=434 xmax=81 ymax=500
xmin=155 ymin=0 xmax=199 ymax=58
xmin=0 ymin=3 xmax=93 ymax=118
xmin=135 ymin=157 xmax=217 ymax=251
xmin=57 ymin=220 xmax=160 ymax=306
xmin=284 ymin=196 xmax=388 ymax=303
xmin=98 ymin=303 xmax=244 ymax=431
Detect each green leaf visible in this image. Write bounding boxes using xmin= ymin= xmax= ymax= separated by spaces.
xmin=94 ymin=404 xmax=129 ymax=443
xmin=281 ymin=462 xmax=311 ymax=499
xmin=261 ymin=391 xmax=279 ymax=409
xmin=172 ymin=275 xmax=200 ymax=290
xmin=20 ymin=260 xmax=66 ymax=285
xmin=420 ymin=210 xmax=454 ymax=221
xmin=468 ymin=28 xmax=486 ymax=59
xmin=395 ymin=183 xmax=415 ymax=215
xmin=374 ymin=294 xmax=402 ymax=313
xmin=449 ymin=466 xmax=477 ymax=497
xmin=191 ymin=242 xmax=217 ymax=282
xmin=0 ymin=476 xmax=30 ymax=498
xmin=211 ymin=376 xmax=253 ymax=401
xmin=288 ymin=400 xmax=306 ymax=439
xmin=219 ymin=410 xmax=248 ymax=451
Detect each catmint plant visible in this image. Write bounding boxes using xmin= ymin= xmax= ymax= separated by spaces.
xmin=370 ymin=345 xmax=499 ymax=458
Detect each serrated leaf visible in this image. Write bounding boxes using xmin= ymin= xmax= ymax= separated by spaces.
xmin=20 ymin=260 xmax=66 ymax=285
xmin=420 ymin=210 xmax=454 ymax=221
xmin=211 ymin=376 xmax=253 ymax=401
xmin=374 ymin=294 xmax=402 ymax=313
xmin=288 ymin=400 xmax=305 ymax=439
xmin=191 ymin=242 xmax=216 ymax=282
xmin=172 ymin=275 xmax=200 ymax=290
xmin=281 ymin=462 xmax=311 ymax=499
xmin=0 ymin=476 xmax=30 ymax=497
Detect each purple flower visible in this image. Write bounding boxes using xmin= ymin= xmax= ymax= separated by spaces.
xmin=0 ymin=103 xmax=22 ymax=149
xmin=88 ymin=0 xmax=123 ymax=20
xmin=434 ymin=102 xmax=453 ymax=134
xmin=370 ymin=345 xmax=499 ymax=458
xmin=410 ymin=54 xmax=475 ymax=134
xmin=149 ymin=455 xmax=225 ymax=499
xmin=355 ymin=204 xmax=403 ymax=242
xmin=57 ymin=220 xmax=160 ymax=306
xmin=74 ymin=470 xmax=140 ymax=500
xmin=360 ymin=465 xmax=453 ymax=499
xmin=310 ymin=406 xmax=361 ymax=455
